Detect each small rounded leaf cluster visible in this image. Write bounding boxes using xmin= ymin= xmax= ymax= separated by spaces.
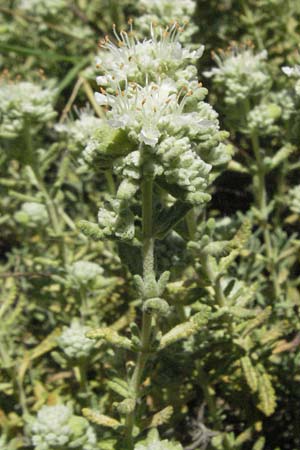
xmin=247 ymin=102 xmax=281 ymax=136
xmin=31 ymin=404 xmax=97 ymax=450
xmin=0 ymin=80 xmax=56 ymax=139
xmin=58 ymin=320 xmax=94 ymax=359
xmin=204 ymin=45 xmax=271 ymax=104
xmin=69 ymin=260 xmax=103 ymax=284
xmin=134 ymin=429 xmax=183 ymax=450
xmin=15 ymin=202 xmax=49 ymax=227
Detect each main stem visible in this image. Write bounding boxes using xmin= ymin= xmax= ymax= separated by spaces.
xmin=125 ymin=176 xmax=155 ymax=447
xmin=250 ymin=132 xmax=280 ymax=299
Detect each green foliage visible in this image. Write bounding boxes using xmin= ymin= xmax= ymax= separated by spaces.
xmin=1 ymin=1 xmax=300 ymax=449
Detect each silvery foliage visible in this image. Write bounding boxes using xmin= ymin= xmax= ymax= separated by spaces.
xmin=204 ymin=45 xmax=271 ymax=104
xmin=82 ymin=23 xmax=231 ymax=240
xmin=58 ymin=320 xmax=94 ymax=360
xmin=31 ymin=404 xmax=97 ymax=450
xmin=0 ymin=80 xmax=56 ymax=138
xmin=15 ymin=202 xmax=49 ymax=226
xmin=134 ymin=429 xmax=183 ymax=450
xmin=69 ymin=260 xmax=103 ymax=285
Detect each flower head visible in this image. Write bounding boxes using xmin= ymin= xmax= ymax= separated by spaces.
xmin=31 ymin=404 xmax=97 ymax=450
xmin=204 ymin=44 xmax=270 ymax=104
xmin=96 ymin=22 xmax=204 ymax=86
xmin=0 ymin=79 xmax=56 ymax=138
xmin=58 ymin=320 xmax=94 ymax=360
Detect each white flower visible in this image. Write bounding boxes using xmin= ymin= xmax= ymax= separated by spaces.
xmin=0 ymin=80 xmax=56 ymax=138
xmin=58 ymin=320 xmax=94 ymax=359
xmin=96 ymin=23 xmax=204 ymax=86
xmin=204 ymin=45 xmax=270 ymax=104
xmin=70 ymin=260 xmax=103 ymax=284
xmin=55 ymin=107 xmax=103 ymax=148
xmin=135 ymin=0 xmax=197 ymax=43
xmin=95 ymin=78 xmax=212 ymax=147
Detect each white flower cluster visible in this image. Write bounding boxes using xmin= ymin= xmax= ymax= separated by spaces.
xmin=15 ymin=202 xmax=49 ymax=227
xmin=135 ymin=429 xmax=182 ymax=450
xmin=69 ymin=260 xmax=103 ymax=284
xmin=18 ymin=0 xmax=67 ymax=16
xmin=84 ymin=23 xmax=230 ymax=229
xmin=204 ymin=45 xmax=270 ymax=104
xmin=0 ymin=80 xmax=56 ymax=138
xmin=282 ymin=65 xmax=300 ymax=96
xmin=58 ymin=320 xmax=94 ymax=359
xmin=134 ymin=0 xmax=197 ymax=42
xmin=31 ymin=404 xmax=97 ymax=450
xmin=288 ymin=185 xmax=300 ymax=214
xmin=95 ymin=23 xmax=203 ymax=86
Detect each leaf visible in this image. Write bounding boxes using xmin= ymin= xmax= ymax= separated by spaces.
xmin=159 ymin=306 xmax=211 ymax=350
xmin=252 ymin=436 xmax=266 ymax=450
xmin=146 ymin=406 xmax=174 ymax=428
xmin=0 ymin=42 xmax=79 ymax=62
xmin=240 ymin=356 xmax=258 ymax=393
xmin=77 ymin=220 xmax=104 ymax=241
xmin=257 ymin=372 xmax=276 ymax=416
xmin=267 ymin=144 xmax=295 ymax=171
xmin=82 ymin=409 xmax=121 ymax=429
xmin=18 ymin=328 xmax=61 ymax=383
xmin=117 ymin=242 xmax=142 ymax=275
xmin=107 ymin=378 xmax=130 ymax=399
xmin=86 ymin=327 xmax=133 ymax=350
xmin=153 ymin=200 xmax=192 ymax=239
xmin=240 ymin=307 xmax=272 ymax=337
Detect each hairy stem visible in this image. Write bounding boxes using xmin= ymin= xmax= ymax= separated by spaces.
xmin=250 ymin=132 xmax=280 ymax=299
xmin=125 ymin=176 xmax=154 ymax=447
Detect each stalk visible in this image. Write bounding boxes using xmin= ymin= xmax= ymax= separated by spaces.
xmin=250 ymin=132 xmax=280 ymax=299
xmin=23 ymin=122 xmax=67 ymax=266
xmin=125 ymin=176 xmax=155 ymax=447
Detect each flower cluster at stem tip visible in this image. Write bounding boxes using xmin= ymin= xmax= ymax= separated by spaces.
xmin=81 ymin=22 xmax=231 ymax=241
xmin=204 ymin=43 xmax=271 ymax=104
xmin=0 ymin=77 xmax=56 ymax=139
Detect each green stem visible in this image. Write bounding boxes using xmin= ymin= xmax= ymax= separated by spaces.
xmin=250 ymin=132 xmax=280 ymax=299
xmin=78 ymin=359 xmax=89 ymax=397
xmin=23 ymin=123 xmax=67 ymax=266
xmin=125 ymin=176 xmax=155 ymax=448
xmin=105 ymin=169 xmax=116 ymax=196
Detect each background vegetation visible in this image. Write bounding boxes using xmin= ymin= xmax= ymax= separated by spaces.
xmin=1 ymin=1 xmax=300 ymax=449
